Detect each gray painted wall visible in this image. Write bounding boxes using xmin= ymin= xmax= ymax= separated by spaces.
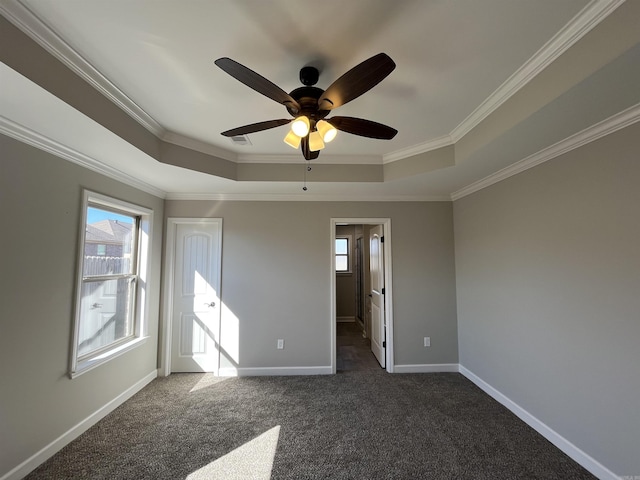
xmin=0 ymin=135 xmax=165 ymax=476
xmin=165 ymin=200 xmax=459 ymax=370
xmin=453 ymin=122 xmax=640 ymax=475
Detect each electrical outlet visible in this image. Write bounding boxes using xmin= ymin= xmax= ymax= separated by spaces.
xmin=277 ymin=339 xmax=284 ymax=350
xmin=424 ymin=337 xmax=431 ymax=347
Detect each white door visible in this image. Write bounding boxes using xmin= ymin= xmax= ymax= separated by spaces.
xmin=369 ymin=225 xmax=385 ymax=368
xmin=170 ymin=221 xmax=222 ymax=372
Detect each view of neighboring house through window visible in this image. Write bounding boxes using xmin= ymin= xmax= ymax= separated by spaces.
xmin=71 ymin=191 xmax=152 ymax=377
xmin=336 ymin=237 xmax=350 ymax=272
xmin=79 ymin=206 xmax=136 ymax=357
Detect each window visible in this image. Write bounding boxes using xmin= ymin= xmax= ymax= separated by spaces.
xmin=335 ymin=236 xmax=351 ymax=273
xmin=71 ymin=191 xmax=152 ymax=377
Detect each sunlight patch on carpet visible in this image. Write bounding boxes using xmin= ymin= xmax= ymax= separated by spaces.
xmin=185 ymin=426 xmax=280 ymax=480
xmin=189 ymin=374 xmax=231 ymax=393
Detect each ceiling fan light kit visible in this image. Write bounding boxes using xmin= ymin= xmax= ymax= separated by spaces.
xmin=283 ymin=129 xmax=302 ymax=149
xmin=308 ymin=130 xmax=325 ymax=152
xmin=284 ymin=117 xmax=335 ymax=152
xmin=291 ymin=115 xmax=310 ymax=137
xmin=316 ymin=120 xmax=337 ymax=143
xmin=215 ymin=53 xmax=398 ymax=161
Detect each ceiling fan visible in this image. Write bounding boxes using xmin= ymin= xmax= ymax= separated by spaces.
xmin=215 ymin=53 xmax=398 ymax=160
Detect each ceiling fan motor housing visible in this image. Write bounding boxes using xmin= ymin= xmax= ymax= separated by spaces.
xmin=286 ymin=86 xmax=329 ymax=124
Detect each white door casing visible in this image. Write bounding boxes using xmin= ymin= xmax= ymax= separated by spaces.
xmin=330 ymin=218 xmax=393 ymax=374
xmin=162 ymin=219 xmax=222 ymax=374
xmin=369 ymin=224 xmax=385 ymax=368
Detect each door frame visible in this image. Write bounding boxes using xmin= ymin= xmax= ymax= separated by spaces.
xmin=160 ymin=217 xmax=223 ymax=377
xmin=330 ymin=218 xmax=394 ymax=374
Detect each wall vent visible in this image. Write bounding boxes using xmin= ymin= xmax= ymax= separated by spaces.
xmin=230 ymin=134 xmax=252 ymax=146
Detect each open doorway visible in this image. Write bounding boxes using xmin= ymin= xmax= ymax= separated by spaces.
xmin=335 ymin=224 xmax=376 ymax=372
xmin=330 ymin=218 xmax=393 ymax=374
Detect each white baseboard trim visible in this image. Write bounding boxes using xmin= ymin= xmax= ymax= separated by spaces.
xmin=336 ymin=316 xmax=356 ymax=323
xmin=1 ymin=370 xmax=157 ymax=480
xmin=394 ymin=363 xmax=460 ymax=373
xmin=218 ymin=366 xmax=332 ymax=377
xmin=459 ymin=365 xmax=619 ymax=480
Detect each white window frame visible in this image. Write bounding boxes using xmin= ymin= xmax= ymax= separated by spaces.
xmin=70 ymin=190 xmax=153 ymax=378
xmin=335 ymin=235 xmax=352 ymax=274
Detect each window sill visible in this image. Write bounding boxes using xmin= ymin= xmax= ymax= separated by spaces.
xmin=70 ymin=336 xmax=149 ymax=379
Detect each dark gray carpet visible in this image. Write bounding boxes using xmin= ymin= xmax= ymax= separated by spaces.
xmin=27 ymin=370 xmax=594 ymax=480
xmin=25 ymin=372 xmax=595 ymax=479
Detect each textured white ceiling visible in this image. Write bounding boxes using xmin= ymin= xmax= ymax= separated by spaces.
xmin=17 ymin=0 xmax=589 ymax=157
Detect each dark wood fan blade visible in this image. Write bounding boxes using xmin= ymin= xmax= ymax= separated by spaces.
xmin=215 ymin=57 xmax=301 ymax=113
xmin=221 ymin=119 xmax=292 ymax=137
xmin=318 ymin=53 xmax=395 ymax=111
xmin=327 ymin=116 xmax=398 ymax=139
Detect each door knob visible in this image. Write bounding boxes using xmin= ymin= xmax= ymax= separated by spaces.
xmin=204 ymin=302 xmax=216 ymax=308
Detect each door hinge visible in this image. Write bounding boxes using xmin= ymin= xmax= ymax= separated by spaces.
xmin=382 ymin=341 xmax=386 ymax=348
xmin=381 ymin=236 xmax=385 ymax=243
xmin=382 ymin=287 xmax=385 ymax=295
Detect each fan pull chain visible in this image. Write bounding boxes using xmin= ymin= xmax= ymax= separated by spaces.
xmin=303 ymin=162 xmax=312 ymax=191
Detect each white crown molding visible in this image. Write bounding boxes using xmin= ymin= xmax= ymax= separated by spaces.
xmin=383 ymin=135 xmax=453 ymax=164
xmin=0 ymin=112 xmax=448 ymax=203
xmin=236 ymin=153 xmax=382 ymax=165
xmin=165 ymin=192 xmax=450 ymax=202
xmin=161 ymin=131 xmax=238 ymax=162
xmin=0 ymin=115 xmax=167 ymax=199
xmin=451 ymin=102 xmax=640 ymax=200
xmin=162 ymin=133 xmax=383 ymax=164
xmin=0 ymin=0 xmax=166 ymax=138
xmin=449 ymin=0 xmax=626 ymax=143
